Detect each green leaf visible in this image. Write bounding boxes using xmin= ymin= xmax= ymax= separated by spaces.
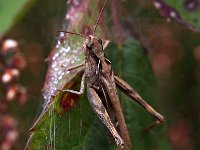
xmin=0 ymin=0 xmax=35 ymax=34
xmin=152 ymin=0 xmax=200 ymax=32
xmin=166 ymin=0 xmax=200 ymax=27
xmin=26 ymin=39 xmax=170 ymax=150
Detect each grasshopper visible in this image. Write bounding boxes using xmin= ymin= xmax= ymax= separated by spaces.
xmin=60 ymin=0 xmax=164 ymax=149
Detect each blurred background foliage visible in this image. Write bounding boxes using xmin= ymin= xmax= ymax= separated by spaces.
xmin=0 ymin=0 xmax=200 ymax=150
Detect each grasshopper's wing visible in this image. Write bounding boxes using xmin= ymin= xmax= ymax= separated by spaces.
xmin=100 ymin=72 xmax=132 ymax=150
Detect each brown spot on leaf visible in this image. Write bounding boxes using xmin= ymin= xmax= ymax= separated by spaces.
xmin=60 ymin=93 xmax=80 ymax=113
xmin=59 ymin=83 xmax=80 ymax=113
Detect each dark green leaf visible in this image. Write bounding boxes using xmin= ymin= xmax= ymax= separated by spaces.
xmin=106 ymin=40 xmax=170 ymax=150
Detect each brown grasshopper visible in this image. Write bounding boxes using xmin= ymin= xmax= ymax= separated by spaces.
xmin=60 ymin=0 xmax=164 ymax=149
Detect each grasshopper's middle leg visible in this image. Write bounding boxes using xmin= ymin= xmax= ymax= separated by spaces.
xmin=87 ymin=86 xmax=124 ymax=149
xmin=64 ymin=62 xmax=84 ymax=71
xmin=61 ymin=73 xmax=85 ymax=95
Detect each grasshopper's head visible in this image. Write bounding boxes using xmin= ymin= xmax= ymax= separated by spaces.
xmin=83 ymin=35 xmax=103 ymax=57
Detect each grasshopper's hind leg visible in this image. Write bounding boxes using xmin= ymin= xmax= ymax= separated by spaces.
xmin=87 ymin=86 xmax=124 ymax=149
xmin=114 ymin=75 xmax=164 ymax=130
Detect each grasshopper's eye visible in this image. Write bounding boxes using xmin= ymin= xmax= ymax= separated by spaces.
xmin=86 ymin=43 xmax=93 ymax=50
xmin=97 ymin=38 xmax=102 ymax=45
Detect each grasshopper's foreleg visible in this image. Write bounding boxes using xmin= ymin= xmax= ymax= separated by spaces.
xmin=87 ymin=86 xmax=125 ymax=149
xmin=61 ymin=73 xmax=85 ymax=95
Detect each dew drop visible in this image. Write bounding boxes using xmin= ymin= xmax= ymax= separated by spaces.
xmin=153 ymin=1 xmax=162 ymax=9
xmin=170 ymin=11 xmax=177 ymax=18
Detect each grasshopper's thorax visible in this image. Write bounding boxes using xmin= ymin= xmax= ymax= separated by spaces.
xmin=83 ymin=35 xmax=103 ymax=87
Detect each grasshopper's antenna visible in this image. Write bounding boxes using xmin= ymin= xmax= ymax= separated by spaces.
xmin=57 ymin=30 xmax=87 ymax=38
xmin=93 ymin=0 xmax=108 ymax=36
